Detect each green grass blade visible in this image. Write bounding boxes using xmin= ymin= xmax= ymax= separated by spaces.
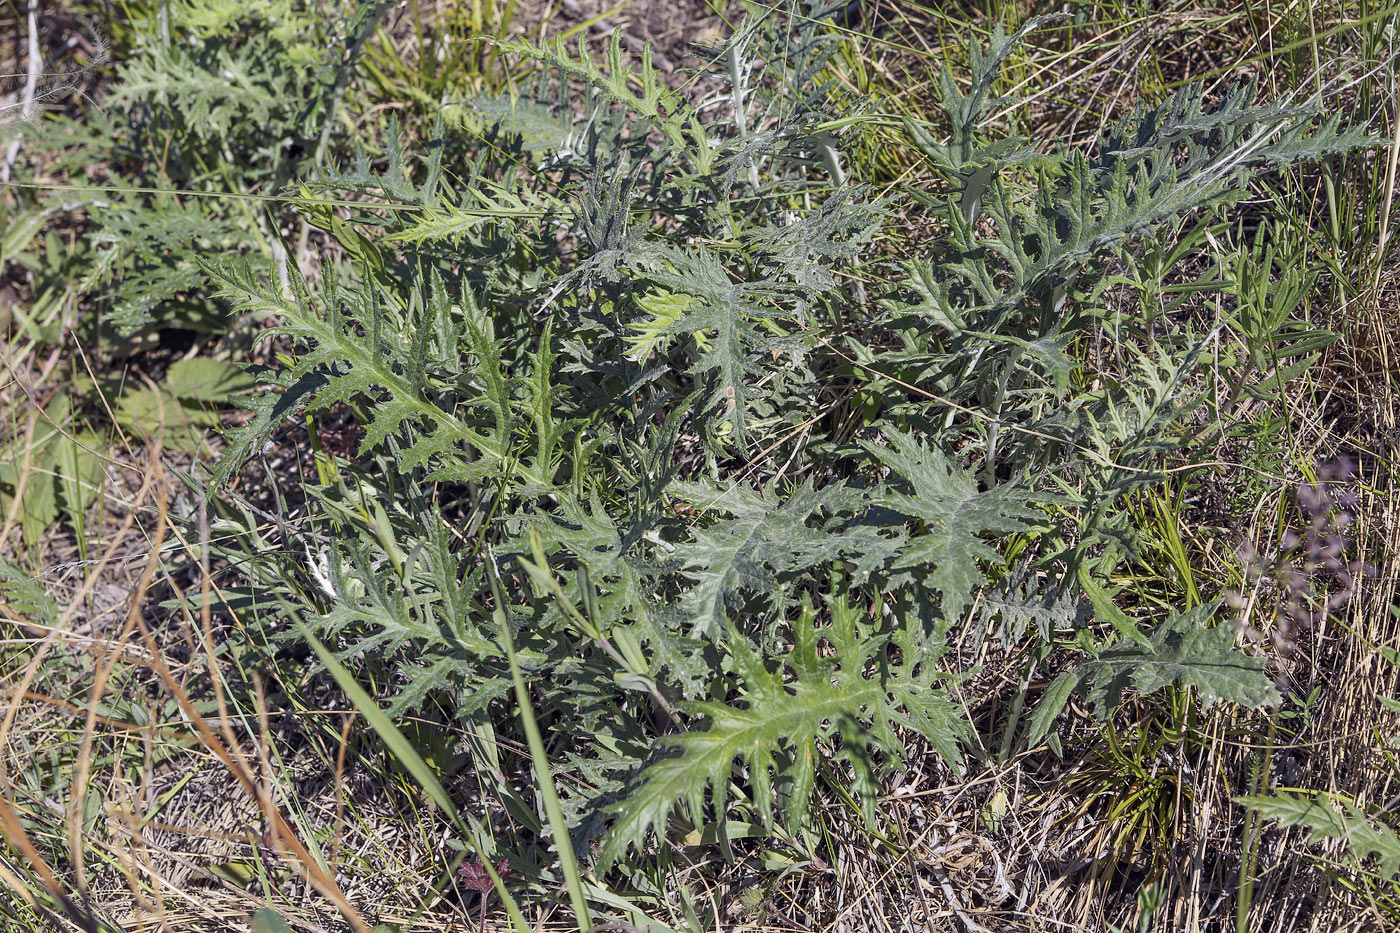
xmin=486 ymin=552 xmax=595 ymax=931
xmin=298 ymin=623 xmax=530 ymax=933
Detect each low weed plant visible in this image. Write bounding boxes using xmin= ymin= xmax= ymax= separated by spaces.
xmin=201 ymin=6 xmax=1376 ymax=910
xmin=0 ymin=1 xmax=1390 ymax=929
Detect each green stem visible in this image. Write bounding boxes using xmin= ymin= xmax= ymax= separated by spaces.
xmin=297 ymin=2 xmax=394 ymax=265
xmin=1236 ymin=710 xmax=1278 ymax=933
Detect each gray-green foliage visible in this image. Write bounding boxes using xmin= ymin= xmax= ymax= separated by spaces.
xmin=1073 ymin=601 xmax=1279 ymax=715
xmin=1241 ymin=640 xmax=1400 ymax=905
xmin=21 ymin=0 xmax=389 ymax=338
xmin=0 ymin=0 xmax=397 ymax=546
xmin=205 ymin=11 xmax=1368 ymax=879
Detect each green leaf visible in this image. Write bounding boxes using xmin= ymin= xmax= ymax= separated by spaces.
xmin=627 ymin=245 xmax=783 ymax=448
xmin=487 ymin=553 xmax=594 ymax=929
xmin=249 ymin=908 xmax=294 ymax=933
xmin=1079 ymin=567 xmax=1150 ymax=646
xmin=1075 ymin=602 xmax=1279 ymax=716
xmin=602 ymin=589 xmax=969 ymax=868
xmin=162 ymin=357 xmax=260 ymax=401
xmin=116 ymin=386 xmax=218 ymax=451
xmin=300 ymin=621 xmax=530 ymax=933
xmin=0 ymin=560 xmax=58 ymax=625
xmin=469 ymin=94 xmax=573 ymax=153
xmin=1237 ymin=792 xmax=1349 ymax=837
xmin=671 ymin=478 xmax=873 ymax=638
xmin=17 ymin=450 xmax=59 ymax=555
xmin=0 ymin=394 xmax=66 ymax=552
xmin=1023 ymin=671 xmax=1078 ymax=750
xmin=864 ymin=428 xmax=1045 ymax=622
xmin=491 ymin=31 xmax=684 ymax=143
xmin=625 ymin=289 xmax=696 ymax=362
xmin=54 ymin=433 xmax=105 ymax=560
xmin=1240 ymin=791 xmax=1400 ymax=881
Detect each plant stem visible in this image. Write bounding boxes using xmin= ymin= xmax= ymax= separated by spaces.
xmin=1236 ymin=710 xmax=1278 ymax=933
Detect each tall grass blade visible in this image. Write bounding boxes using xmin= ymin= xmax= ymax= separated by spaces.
xmin=486 ymin=552 xmax=595 ymax=931
xmin=298 ymin=623 xmax=530 ymax=933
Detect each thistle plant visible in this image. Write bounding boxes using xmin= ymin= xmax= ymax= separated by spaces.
xmin=14 ymin=0 xmax=392 ymax=338
xmin=200 ymin=10 xmax=1376 ymax=901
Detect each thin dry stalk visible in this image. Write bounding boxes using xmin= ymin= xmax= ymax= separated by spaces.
xmin=1 ymin=0 xmax=41 ymax=183
xmin=66 ymin=446 xmax=168 ymax=897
